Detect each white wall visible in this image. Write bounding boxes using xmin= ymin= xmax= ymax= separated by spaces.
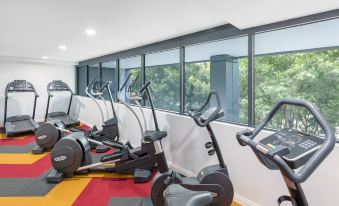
xmin=0 ymin=58 xmax=76 ymax=126
xmin=72 ymin=96 xmax=339 ymax=206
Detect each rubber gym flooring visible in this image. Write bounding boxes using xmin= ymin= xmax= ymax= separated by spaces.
xmin=0 ymin=123 xmax=240 ymax=206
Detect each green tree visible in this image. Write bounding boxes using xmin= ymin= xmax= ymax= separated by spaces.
xmin=145 ymin=64 xmax=180 ymax=112
xmin=255 ymin=49 xmax=339 ymax=135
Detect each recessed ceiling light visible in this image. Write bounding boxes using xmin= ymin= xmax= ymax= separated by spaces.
xmin=59 ymin=45 xmax=67 ymax=50
xmin=41 ymin=56 xmax=48 ymax=59
xmin=86 ymin=29 xmax=96 ymax=36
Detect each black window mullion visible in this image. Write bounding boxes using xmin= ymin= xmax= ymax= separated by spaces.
xmin=248 ymin=33 xmax=255 ymax=127
xmin=99 ymin=62 xmax=102 ymax=79
xmin=179 ymin=47 xmax=185 ymax=114
xmin=75 ymin=66 xmax=79 ymax=95
xmin=115 ymin=59 xmax=120 ymax=101
xmin=86 ymin=65 xmax=89 ymax=97
xmin=141 ymin=54 xmax=146 ymax=106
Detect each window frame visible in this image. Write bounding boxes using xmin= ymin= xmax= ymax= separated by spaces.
xmin=75 ymin=10 xmax=339 ymax=135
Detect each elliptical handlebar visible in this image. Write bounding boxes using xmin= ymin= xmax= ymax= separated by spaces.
xmin=138 ymin=81 xmax=151 ymax=95
xmin=189 ymin=91 xmax=222 ymax=127
xmin=236 ymin=98 xmax=336 ymax=183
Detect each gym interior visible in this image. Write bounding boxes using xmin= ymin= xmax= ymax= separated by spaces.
xmin=0 ymin=1 xmax=338 ymax=206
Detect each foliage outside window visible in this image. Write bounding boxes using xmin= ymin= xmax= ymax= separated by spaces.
xmin=255 ymin=49 xmax=339 ymax=136
xmin=146 ymin=64 xmax=180 ymax=112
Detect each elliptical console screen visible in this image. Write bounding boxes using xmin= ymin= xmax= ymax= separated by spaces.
xmin=259 ymin=128 xmax=324 ymax=163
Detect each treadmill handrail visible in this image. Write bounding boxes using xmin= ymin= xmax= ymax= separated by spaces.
xmin=45 ymin=80 xmax=76 ymax=121
xmin=47 ymin=81 xmax=75 ymax=97
xmin=5 ymin=81 xmax=39 ymax=97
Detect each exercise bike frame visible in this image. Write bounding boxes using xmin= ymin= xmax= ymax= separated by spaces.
xmin=236 ymin=99 xmax=335 ymax=206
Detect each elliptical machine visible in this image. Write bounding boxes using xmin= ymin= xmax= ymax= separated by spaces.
xmin=46 ymin=79 xmax=167 ymax=183
xmin=151 ymin=92 xmax=234 ymax=206
xmin=32 ymin=77 xmax=119 ymax=154
xmin=85 ymin=76 xmax=120 ymax=153
xmin=32 ymin=119 xmax=72 ymax=154
xmin=236 ymin=99 xmax=335 ymax=206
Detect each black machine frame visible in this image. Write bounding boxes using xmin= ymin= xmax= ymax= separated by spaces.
xmin=4 ymin=80 xmax=38 ymax=121
xmin=4 ymin=80 xmax=39 ymax=136
xmin=45 ymin=80 xmax=80 ymax=127
xmin=236 ymin=99 xmax=336 ymax=206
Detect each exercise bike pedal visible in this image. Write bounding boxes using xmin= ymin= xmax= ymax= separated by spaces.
xmin=134 ymin=168 xmax=151 ymax=183
xmin=277 ymin=195 xmax=297 ymax=206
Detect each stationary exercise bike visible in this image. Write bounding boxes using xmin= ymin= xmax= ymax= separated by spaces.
xmin=151 ymin=92 xmax=234 ymax=206
xmin=46 ymin=80 xmax=167 ymax=183
xmin=236 ymin=99 xmax=336 ymax=206
xmin=32 ymin=77 xmax=120 ymax=154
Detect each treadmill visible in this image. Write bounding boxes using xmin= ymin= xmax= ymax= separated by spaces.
xmin=4 ymin=80 xmax=39 ymax=137
xmin=45 ymin=80 xmax=80 ymax=128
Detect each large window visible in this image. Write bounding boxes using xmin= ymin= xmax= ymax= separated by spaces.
xmin=119 ymin=56 xmax=142 ymax=103
xmin=185 ymin=36 xmax=248 ymax=124
xmin=77 ymin=66 xmax=87 ymax=96
xmin=88 ymin=63 xmax=100 ymax=83
xmin=254 ymin=18 xmax=339 ymax=135
xmin=145 ymin=49 xmax=180 ymax=112
xmin=101 ymin=61 xmax=117 ymax=101
xmin=77 ymin=14 xmax=339 ymax=137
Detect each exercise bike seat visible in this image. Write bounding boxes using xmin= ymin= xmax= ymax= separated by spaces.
xmin=165 ymin=184 xmax=212 ymax=206
xmin=144 ymin=130 xmax=167 ymax=142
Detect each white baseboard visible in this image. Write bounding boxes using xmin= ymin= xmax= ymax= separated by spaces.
xmin=234 ymin=193 xmax=262 ymax=206
xmin=168 ymin=161 xmax=261 ymax=206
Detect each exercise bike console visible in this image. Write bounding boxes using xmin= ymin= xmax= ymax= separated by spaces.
xmin=259 ymin=128 xmax=324 ymax=169
xmin=236 ymin=98 xmax=335 ymax=206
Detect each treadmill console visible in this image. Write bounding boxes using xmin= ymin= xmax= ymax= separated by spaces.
xmin=259 ymin=128 xmax=324 ymax=169
xmin=49 ymin=80 xmax=68 ymax=91
xmin=10 ymin=80 xmax=33 ymax=91
xmin=13 ymin=80 xmax=27 ymax=88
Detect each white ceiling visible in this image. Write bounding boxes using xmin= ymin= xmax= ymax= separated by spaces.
xmin=0 ymin=0 xmax=338 ymax=64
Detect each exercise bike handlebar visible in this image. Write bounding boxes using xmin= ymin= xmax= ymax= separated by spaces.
xmin=188 ymin=91 xmax=222 ymax=127
xmin=236 ymin=98 xmax=336 ymax=183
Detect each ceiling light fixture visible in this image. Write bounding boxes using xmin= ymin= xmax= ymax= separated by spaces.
xmin=86 ymin=29 xmax=96 ymax=36
xmin=59 ymin=45 xmax=67 ymax=50
xmin=41 ymin=56 xmax=48 ymax=59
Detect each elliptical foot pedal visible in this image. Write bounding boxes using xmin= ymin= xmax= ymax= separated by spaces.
xmin=95 ymin=145 xmax=109 ymax=153
xmin=32 ymin=146 xmax=47 ymax=154
xmin=46 ymin=170 xmax=64 ymax=183
xmin=134 ymin=168 xmax=151 ymax=183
